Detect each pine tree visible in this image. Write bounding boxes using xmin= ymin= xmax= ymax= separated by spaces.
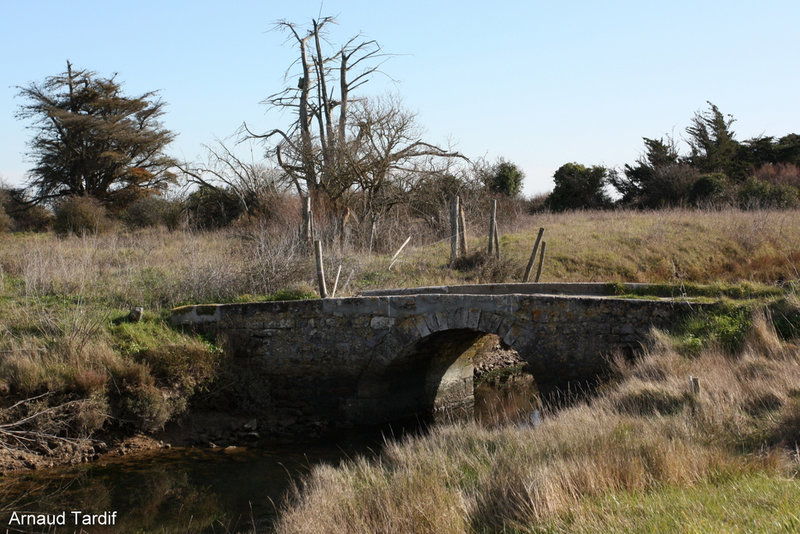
xmin=16 ymin=61 xmax=177 ymax=208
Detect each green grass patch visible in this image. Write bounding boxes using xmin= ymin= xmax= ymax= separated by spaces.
xmin=675 ymin=304 xmax=754 ymax=354
xmin=109 ymin=313 xmax=222 ymax=392
xmin=543 ymin=473 xmax=800 ymax=533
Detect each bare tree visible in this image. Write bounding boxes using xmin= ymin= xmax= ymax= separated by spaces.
xmin=179 ymin=140 xmax=285 ymax=218
xmin=245 ymin=18 xmax=384 ymax=203
xmin=245 ymin=18 xmax=465 ymax=245
xmin=343 ymin=96 xmax=466 ymax=243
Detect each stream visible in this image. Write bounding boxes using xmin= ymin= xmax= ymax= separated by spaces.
xmin=0 ymin=371 xmax=539 ymax=533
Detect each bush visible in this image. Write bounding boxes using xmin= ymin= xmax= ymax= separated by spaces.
xmin=643 ymin=163 xmax=699 ymax=207
xmin=185 ymin=185 xmax=244 ymax=229
xmin=677 ymin=306 xmax=753 ymax=354
xmin=1 ymin=186 xmax=54 ymax=231
xmin=690 ymin=173 xmax=732 ymax=206
xmin=11 ymin=204 xmax=53 ymax=232
xmin=525 ymin=192 xmax=549 ymax=213
xmin=487 ymin=160 xmax=524 ymax=198
xmin=736 ymin=178 xmax=799 ymax=209
xmin=124 ymin=195 xmax=183 ymax=229
xmin=120 ymin=384 xmax=172 ymax=432
xmin=0 ymin=205 xmax=11 ymax=233
xmin=53 ymin=195 xmax=111 ymax=235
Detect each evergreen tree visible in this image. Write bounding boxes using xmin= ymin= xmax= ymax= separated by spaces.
xmin=685 ymin=102 xmax=741 ymax=179
xmin=547 ymin=163 xmax=612 ymax=211
xmin=16 ymin=61 xmax=177 ymax=208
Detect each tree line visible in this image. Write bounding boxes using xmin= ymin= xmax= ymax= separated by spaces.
xmin=547 ymin=102 xmax=800 ymax=211
xmin=4 ymin=17 xmax=798 ymax=241
xmin=3 ymin=17 xmax=525 ymax=244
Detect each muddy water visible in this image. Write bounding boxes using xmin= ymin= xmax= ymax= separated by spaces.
xmin=0 ymin=376 xmax=539 ymax=533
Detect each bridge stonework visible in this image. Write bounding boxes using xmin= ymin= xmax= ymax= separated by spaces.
xmin=171 ymin=290 xmax=699 ymax=432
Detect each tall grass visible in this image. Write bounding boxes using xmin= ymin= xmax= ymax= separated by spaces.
xmin=274 ymin=310 xmax=800 ymax=533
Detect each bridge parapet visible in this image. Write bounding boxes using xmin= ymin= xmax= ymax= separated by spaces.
xmin=171 ymin=289 xmax=710 ymax=432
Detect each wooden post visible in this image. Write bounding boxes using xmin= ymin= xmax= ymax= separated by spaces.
xmin=458 ymin=200 xmax=468 ymax=256
xmin=389 ymin=236 xmax=412 ymax=271
xmin=368 ymin=216 xmax=376 ymax=257
xmin=487 ymin=199 xmax=497 ymax=256
xmin=314 ymin=239 xmax=328 ymax=298
xmin=450 ymin=196 xmax=460 ymax=266
xmin=534 ymin=241 xmax=546 ymax=282
xmin=523 ymin=227 xmax=545 ymax=282
xmin=302 ymin=196 xmax=313 ymax=247
xmin=689 ymin=376 xmax=700 ymax=395
xmin=493 ymin=222 xmax=500 ymax=259
xmin=331 ymin=264 xmax=342 ymax=298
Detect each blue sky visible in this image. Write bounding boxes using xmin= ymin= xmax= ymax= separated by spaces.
xmin=2 ymin=0 xmax=798 ymax=195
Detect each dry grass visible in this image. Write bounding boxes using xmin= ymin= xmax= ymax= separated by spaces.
xmin=1 ymin=206 xmax=799 ymax=493
xmin=1 ymin=208 xmax=798 ymax=309
xmin=274 ymin=310 xmax=800 ymax=533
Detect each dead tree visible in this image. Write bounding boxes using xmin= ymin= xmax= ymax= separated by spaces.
xmin=244 ymin=18 xmax=465 ymax=248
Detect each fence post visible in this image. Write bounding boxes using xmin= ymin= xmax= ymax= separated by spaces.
xmin=523 ymin=227 xmax=545 ymax=282
xmin=534 ymin=241 xmax=546 ymax=282
xmin=488 ymin=199 xmax=497 ymax=256
xmin=450 ymin=196 xmax=460 ymax=266
xmin=458 ymin=200 xmax=468 ymax=256
xmin=314 ymin=239 xmax=328 ymax=298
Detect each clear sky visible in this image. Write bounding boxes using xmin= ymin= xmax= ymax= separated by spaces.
xmin=1 ymin=0 xmax=798 ymax=195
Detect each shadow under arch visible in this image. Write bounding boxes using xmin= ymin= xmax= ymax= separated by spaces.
xmin=350 ymin=311 xmax=547 ymax=425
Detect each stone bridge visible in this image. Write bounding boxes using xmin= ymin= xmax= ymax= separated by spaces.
xmin=171 ymin=283 xmax=706 ymax=432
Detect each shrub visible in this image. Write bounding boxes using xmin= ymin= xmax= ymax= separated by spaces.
xmin=690 ymin=173 xmax=730 ymax=206
xmin=642 ymin=163 xmax=699 ymax=207
xmin=185 ymin=185 xmax=244 ymax=229
xmin=547 ymin=163 xmax=613 ymax=211
xmin=0 ymin=205 xmax=11 ymax=233
xmin=677 ymin=306 xmax=753 ymax=354
xmin=123 ymin=195 xmax=182 ymax=229
xmin=11 ymin=204 xmax=53 ymax=232
xmin=736 ymin=178 xmax=799 ymax=209
xmin=487 ymin=160 xmax=524 ymax=198
xmin=120 ymin=384 xmax=172 ymax=432
xmin=1 ymin=187 xmax=54 ymax=232
xmin=53 ymin=195 xmax=111 ymax=235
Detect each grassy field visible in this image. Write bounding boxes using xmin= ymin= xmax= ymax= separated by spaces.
xmin=274 ymin=313 xmax=800 ymax=533
xmin=1 ymin=207 xmax=799 ymax=530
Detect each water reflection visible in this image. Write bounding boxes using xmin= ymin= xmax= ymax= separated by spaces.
xmin=0 ymin=444 xmax=360 ymax=533
xmin=0 ymin=372 xmax=540 ymax=533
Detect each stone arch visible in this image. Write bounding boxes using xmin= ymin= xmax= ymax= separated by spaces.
xmin=350 ymin=310 xmax=541 ymax=425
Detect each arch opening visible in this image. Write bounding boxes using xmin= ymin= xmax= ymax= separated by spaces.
xmin=380 ymin=329 xmax=485 ymax=423
xmin=377 ymin=329 xmax=541 ymax=426
xmin=473 ymin=334 xmax=541 ymax=427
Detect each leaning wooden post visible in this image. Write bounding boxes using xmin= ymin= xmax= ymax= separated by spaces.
xmin=450 ymin=196 xmax=460 ymax=266
xmin=534 ymin=241 xmax=547 ymax=282
xmin=331 ymin=264 xmax=342 ymax=298
xmin=458 ymin=199 xmax=468 ymax=256
xmin=388 ymin=235 xmax=412 ymax=271
xmin=523 ymin=227 xmax=545 ymax=282
xmin=314 ymin=239 xmax=328 ymax=298
xmin=487 ymin=199 xmax=497 ymax=256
